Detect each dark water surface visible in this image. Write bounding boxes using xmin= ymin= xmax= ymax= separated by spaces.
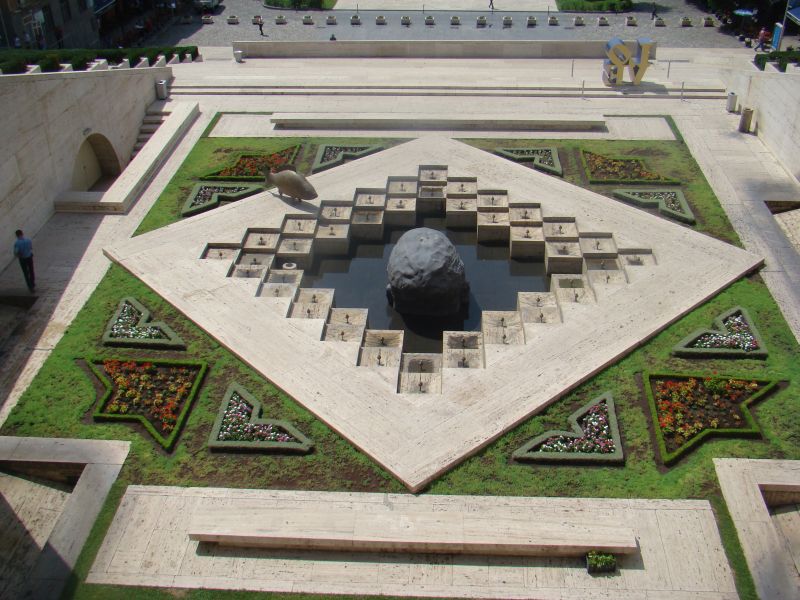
xmin=302 ymin=216 xmax=548 ymax=353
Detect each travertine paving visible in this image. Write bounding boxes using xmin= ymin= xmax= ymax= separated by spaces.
xmin=714 ymin=458 xmax=800 ymax=600
xmin=0 ymin=436 xmax=130 ymax=598
xmin=105 ymin=136 xmax=761 ymax=491
xmin=0 ymin=471 xmax=70 ymax=600
xmin=89 ymin=486 xmax=737 ymax=598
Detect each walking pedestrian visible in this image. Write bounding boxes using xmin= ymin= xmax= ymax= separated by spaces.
xmin=12 ymin=229 xmax=35 ymax=292
xmin=489 ymin=0 xmax=495 ymax=9
xmin=651 ymin=3 xmax=658 ymax=19
xmin=258 ymin=21 xmax=264 ymax=36
xmin=754 ymin=27 xmax=769 ymax=52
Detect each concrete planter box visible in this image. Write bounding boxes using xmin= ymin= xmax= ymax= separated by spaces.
xmin=425 ymin=15 xmax=435 ymax=25
xmin=681 ymin=17 xmax=692 ymax=26
xmin=227 ymin=15 xmax=240 ymax=24
xmin=626 ymin=16 xmax=637 ymax=26
xmin=302 ymin=14 xmax=313 ymax=24
xmin=527 ymin=15 xmax=537 ymax=27
xmin=477 ymin=16 xmax=487 ymax=27
xmin=326 ymin=15 xmax=337 ymax=25
xmin=351 ymin=14 xmax=361 ymax=25
xmin=548 ymin=15 xmax=558 ymax=25
xmin=376 ymin=15 xmax=386 ymax=24
xmin=252 ymin=15 xmax=263 ymax=24
xmin=401 ymin=15 xmax=411 ymax=25
xmin=703 ymin=16 xmax=715 ymax=26
xmin=201 ymin=15 xmax=214 ymax=24
xmin=654 ymin=16 xmax=666 ymax=26
xmin=573 ymin=16 xmax=585 ymax=26
xmin=598 ymin=16 xmax=609 ymax=26
xmin=451 ymin=15 xmax=460 ymax=25
xmin=503 ymin=16 xmax=513 ymax=27
xmin=275 ymin=15 xmax=287 ymax=24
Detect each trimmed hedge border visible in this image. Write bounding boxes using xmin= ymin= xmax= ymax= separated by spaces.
xmin=754 ymin=50 xmax=800 ymax=72
xmin=102 ymin=297 xmax=186 ymax=350
xmin=180 ymin=183 xmax=262 ymax=217
xmin=580 ymin=150 xmax=679 ymax=185
xmin=201 ymin=146 xmax=301 ymax=181
xmin=512 ymin=392 xmax=624 ymax=464
xmin=495 ymin=146 xmax=564 ymax=177
xmin=89 ymin=357 xmax=207 ymax=451
xmin=208 ymin=382 xmax=314 ymax=453
xmin=311 ymin=144 xmax=384 ymax=173
xmin=644 ymin=371 xmax=780 ymax=466
xmin=613 ymin=188 xmax=696 ymax=225
xmin=673 ymin=306 xmax=768 ymax=359
xmin=0 ymin=46 xmax=198 ymax=74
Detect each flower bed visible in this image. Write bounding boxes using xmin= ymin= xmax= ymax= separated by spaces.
xmin=613 ymin=188 xmax=695 ymax=225
xmin=180 ymin=183 xmax=261 ymax=217
xmin=582 ymin=151 xmax=678 ymax=184
xmin=673 ymin=307 xmax=767 ymax=359
xmin=513 ymin=393 xmax=624 ymax=464
xmin=102 ymin=297 xmax=185 ymax=349
xmin=311 ymin=144 xmax=384 ymax=173
xmin=202 ymin=145 xmax=300 ymax=181
xmin=645 ymin=372 xmax=779 ymax=465
xmin=208 ymin=383 xmax=314 ymax=453
xmin=89 ymin=358 xmax=207 ymax=450
xmin=495 ymin=147 xmax=563 ymax=176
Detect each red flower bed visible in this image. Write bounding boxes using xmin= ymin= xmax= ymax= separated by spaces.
xmin=651 ymin=376 xmax=763 ymax=452
xmin=91 ymin=359 xmax=206 ymax=450
xmin=215 ymin=146 xmax=299 ymax=177
xmin=583 ymin=151 xmax=668 ymax=182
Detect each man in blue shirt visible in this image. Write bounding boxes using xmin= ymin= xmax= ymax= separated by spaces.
xmin=13 ymin=229 xmax=35 ymax=292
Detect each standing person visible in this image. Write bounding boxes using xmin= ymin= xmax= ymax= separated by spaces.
xmin=754 ymin=27 xmax=769 ymax=51
xmin=12 ymin=230 xmax=35 ymax=292
xmin=258 ymin=20 xmax=264 ymax=36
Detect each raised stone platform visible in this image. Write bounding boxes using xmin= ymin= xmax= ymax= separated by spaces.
xmin=88 ymin=486 xmax=737 ymax=599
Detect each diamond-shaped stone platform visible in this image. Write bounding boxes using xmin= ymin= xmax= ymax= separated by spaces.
xmin=105 ymin=137 xmax=762 ymax=491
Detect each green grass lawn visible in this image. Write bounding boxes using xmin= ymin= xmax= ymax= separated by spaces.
xmin=134 ymin=134 xmax=406 ymax=235
xmin=2 ymin=135 xmax=796 ymax=599
xmin=463 ymin=137 xmax=742 ymax=247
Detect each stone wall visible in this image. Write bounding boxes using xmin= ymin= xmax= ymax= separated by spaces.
xmin=724 ymin=70 xmax=800 ymax=183
xmin=0 ymin=67 xmax=171 ymax=271
xmin=234 ymin=40 xmax=657 ymax=60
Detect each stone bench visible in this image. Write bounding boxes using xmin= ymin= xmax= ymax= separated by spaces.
xmin=269 ymin=113 xmax=606 ymax=132
xmin=188 ymin=506 xmax=638 ymax=557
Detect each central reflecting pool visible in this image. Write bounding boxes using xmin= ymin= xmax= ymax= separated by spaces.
xmin=302 ymin=216 xmax=549 ymax=353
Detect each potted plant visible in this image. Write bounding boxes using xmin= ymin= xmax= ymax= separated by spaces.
xmin=586 ymin=550 xmax=617 ymax=574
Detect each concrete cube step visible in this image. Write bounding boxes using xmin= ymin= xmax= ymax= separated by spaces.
xmin=140 ymin=123 xmax=161 ymax=133
xmin=142 ymin=115 xmax=165 ymax=124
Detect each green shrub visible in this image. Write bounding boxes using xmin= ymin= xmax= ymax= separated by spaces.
xmin=0 ymin=46 xmax=199 ymax=73
xmin=557 ymin=0 xmax=632 ymax=11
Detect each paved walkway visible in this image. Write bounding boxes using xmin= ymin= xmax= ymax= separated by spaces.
xmin=88 ymin=486 xmax=737 ymax=598
xmin=146 ymin=4 xmax=744 ymax=47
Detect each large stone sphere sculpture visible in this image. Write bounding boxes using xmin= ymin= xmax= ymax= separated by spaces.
xmin=386 ymin=228 xmax=469 ymax=316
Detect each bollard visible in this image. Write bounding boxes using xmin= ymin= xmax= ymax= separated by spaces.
xmin=726 ymin=92 xmax=738 ymax=113
xmin=739 ymin=108 xmax=754 ymax=133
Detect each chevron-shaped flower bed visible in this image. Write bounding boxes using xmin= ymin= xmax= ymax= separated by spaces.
xmin=311 ymin=144 xmax=384 ymax=173
xmin=645 ymin=372 xmax=779 ymax=465
xmin=582 ymin=151 xmax=678 ymax=184
xmin=89 ymin=358 xmax=207 ymax=450
xmin=208 ymin=383 xmax=314 ymax=453
xmin=102 ymin=297 xmax=185 ymax=349
xmin=180 ymin=183 xmax=261 ymax=217
xmin=201 ymin=145 xmax=300 ymax=181
xmin=495 ymin=147 xmax=563 ymax=176
xmin=673 ymin=306 xmax=768 ymax=359
xmin=613 ymin=188 xmax=695 ymax=225
xmin=512 ymin=392 xmax=624 ymax=464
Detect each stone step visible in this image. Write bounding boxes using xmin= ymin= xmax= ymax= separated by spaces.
xmin=142 ymin=115 xmax=165 ymax=124
xmin=140 ymin=123 xmax=161 ymax=133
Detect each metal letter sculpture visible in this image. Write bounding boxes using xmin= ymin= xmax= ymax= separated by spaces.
xmin=603 ymin=37 xmax=654 ymax=86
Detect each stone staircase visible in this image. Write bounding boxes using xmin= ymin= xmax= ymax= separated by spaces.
xmin=201 ymin=165 xmax=655 ymax=394
xmin=130 ymin=107 xmax=170 ymax=160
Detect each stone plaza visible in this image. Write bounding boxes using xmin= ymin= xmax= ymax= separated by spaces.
xmin=1 ymin=4 xmax=799 ymax=599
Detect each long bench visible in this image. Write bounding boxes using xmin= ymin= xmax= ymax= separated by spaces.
xmin=270 ymin=112 xmax=606 ymax=132
xmin=188 ymin=506 xmax=638 ymax=557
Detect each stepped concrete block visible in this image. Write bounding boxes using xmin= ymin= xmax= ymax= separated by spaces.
xmin=580 ymin=235 xmax=617 ymax=258
xmin=282 ymin=217 xmax=317 ymax=238
xmin=482 ymin=311 xmax=525 ymax=345
xmin=351 ymin=209 xmax=384 ymax=240
xmin=290 ymin=288 xmax=334 ymax=320
xmin=276 ymin=238 xmax=313 ymax=269
xmin=319 ymin=202 xmax=352 ymax=224
xmin=314 ymin=223 xmax=350 ymax=254
xmin=385 ymin=197 xmax=416 ymax=226
xmin=354 ymin=188 xmax=386 ymax=209
xmin=477 ymin=209 xmax=510 ymax=242
xmin=443 ymin=331 xmax=484 ymax=369
xmin=543 ymin=220 xmax=579 ymax=241
xmin=243 ymin=230 xmax=280 ymax=252
xmin=518 ymin=292 xmax=561 ymax=324
xmin=510 ymin=225 xmax=545 ymax=258
xmin=445 ymin=197 xmax=477 ymax=228
xmin=545 ymin=241 xmax=583 ymax=274
xmin=509 ymin=204 xmax=543 ymax=225
xmin=398 ymin=353 xmax=442 ymax=394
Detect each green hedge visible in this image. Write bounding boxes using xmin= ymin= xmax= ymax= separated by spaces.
xmin=556 ymin=0 xmax=632 ymax=12
xmin=0 ymin=46 xmax=199 ymax=74
xmin=754 ymin=50 xmax=800 ymax=72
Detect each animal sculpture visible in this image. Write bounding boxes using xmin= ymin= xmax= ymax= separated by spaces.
xmin=264 ymin=168 xmax=318 ymax=203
